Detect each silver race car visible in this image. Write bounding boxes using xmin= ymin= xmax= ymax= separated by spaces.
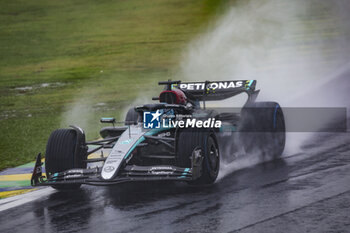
xmin=31 ymin=80 xmax=285 ymax=190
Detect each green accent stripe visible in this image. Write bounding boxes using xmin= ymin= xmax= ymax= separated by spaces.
xmin=248 ymin=80 xmax=253 ymax=87
xmin=144 ymin=127 xmax=169 ymax=136
xmin=124 ymin=136 xmax=145 ymax=159
xmin=124 ymin=127 xmax=172 ymax=159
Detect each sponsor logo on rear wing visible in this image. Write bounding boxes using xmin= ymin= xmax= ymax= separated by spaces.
xmin=174 ymin=80 xmax=255 ymax=91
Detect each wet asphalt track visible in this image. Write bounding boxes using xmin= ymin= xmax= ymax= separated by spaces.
xmin=0 ymin=129 xmax=349 ymax=233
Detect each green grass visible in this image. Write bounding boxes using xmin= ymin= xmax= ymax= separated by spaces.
xmin=0 ymin=0 xmax=229 ymax=170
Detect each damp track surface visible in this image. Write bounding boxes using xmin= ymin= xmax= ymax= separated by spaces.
xmin=0 ymin=130 xmax=349 ymax=233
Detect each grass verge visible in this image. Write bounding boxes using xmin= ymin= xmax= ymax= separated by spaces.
xmin=0 ymin=0 xmax=229 ymax=170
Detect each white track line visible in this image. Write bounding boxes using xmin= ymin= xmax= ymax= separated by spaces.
xmin=0 ymin=187 xmax=55 ymax=212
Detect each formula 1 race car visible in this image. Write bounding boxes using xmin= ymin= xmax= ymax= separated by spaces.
xmin=31 ymin=80 xmax=285 ymax=190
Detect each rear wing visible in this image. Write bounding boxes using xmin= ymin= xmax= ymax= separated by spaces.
xmin=174 ymin=80 xmax=258 ymax=101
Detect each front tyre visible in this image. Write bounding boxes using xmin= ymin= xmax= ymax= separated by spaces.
xmin=177 ymin=130 xmax=220 ymax=185
xmin=45 ymin=128 xmax=87 ymax=190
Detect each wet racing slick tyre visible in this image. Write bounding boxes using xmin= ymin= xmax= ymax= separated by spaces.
xmin=45 ymin=128 xmax=87 ymax=190
xmin=125 ymin=107 xmax=139 ymax=125
xmin=239 ymin=101 xmax=286 ymax=159
xmin=177 ymin=129 xmax=220 ymax=185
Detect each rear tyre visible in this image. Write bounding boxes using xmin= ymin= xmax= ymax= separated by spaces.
xmin=239 ymin=101 xmax=286 ymax=159
xmin=45 ymin=128 xmax=87 ymax=190
xmin=177 ymin=129 xmax=220 ymax=185
xmin=125 ymin=107 xmax=139 ymax=125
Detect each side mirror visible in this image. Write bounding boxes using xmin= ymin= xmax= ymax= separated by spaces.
xmin=100 ymin=117 xmax=116 ymax=124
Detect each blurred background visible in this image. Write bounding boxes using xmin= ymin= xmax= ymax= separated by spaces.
xmin=0 ymin=0 xmax=229 ymax=170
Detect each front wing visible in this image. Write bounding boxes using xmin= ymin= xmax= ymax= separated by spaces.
xmin=31 ymin=154 xmax=193 ymax=186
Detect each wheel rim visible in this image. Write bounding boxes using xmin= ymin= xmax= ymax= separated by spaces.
xmin=208 ymin=141 xmax=219 ymax=173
